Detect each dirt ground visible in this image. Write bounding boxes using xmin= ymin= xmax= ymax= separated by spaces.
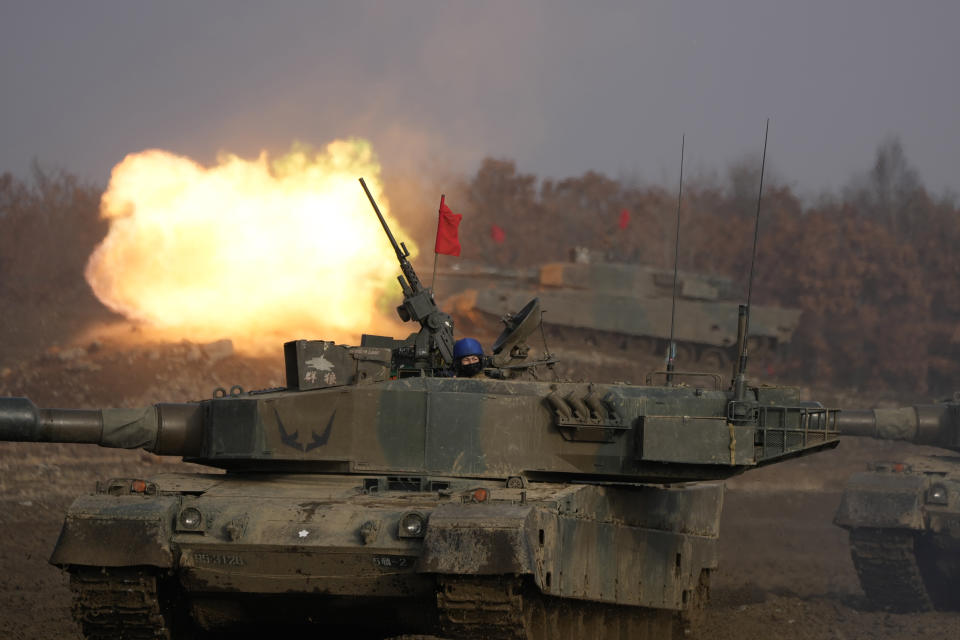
xmin=0 ymin=327 xmax=958 ymax=639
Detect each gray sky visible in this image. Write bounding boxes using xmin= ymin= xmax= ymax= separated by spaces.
xmin=2 ymin=1 xmax=958 ymax=196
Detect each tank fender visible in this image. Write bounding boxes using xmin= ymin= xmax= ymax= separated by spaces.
xmin=50 ymin=494 xmax=178 ymax=568
xmin=532 ymin=485 xmax=722 ymax=609
xmin=834 ymin=471 xmax=926 ymax=530
xmin=419 ymin=502 xmax=536 ymax=575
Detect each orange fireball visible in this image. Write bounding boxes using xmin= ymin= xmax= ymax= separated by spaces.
xmin=85 ymin=140 xmax=412 ymax=352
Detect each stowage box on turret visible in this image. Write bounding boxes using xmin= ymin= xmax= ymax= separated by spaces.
xmin=0 ymin=181 xmax=841 ymax=640
xmin=834 ymin=399 xmax=960 ymax=612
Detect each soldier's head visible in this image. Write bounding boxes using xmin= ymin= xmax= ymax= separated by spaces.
xmin=453 ymin=338 xmax=484 ymax=377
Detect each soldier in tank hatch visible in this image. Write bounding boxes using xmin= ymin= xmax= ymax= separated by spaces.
xmin=453 ymin=337 xmax=486 ymax=377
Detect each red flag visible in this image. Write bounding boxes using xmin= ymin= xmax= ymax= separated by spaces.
xmin=434 ymin=195 xmax=462 ymax=256
xmin=618 ymin=208 xmax=630 ymax=230
xmin=490 ymin=223 xmax=506 ymax=244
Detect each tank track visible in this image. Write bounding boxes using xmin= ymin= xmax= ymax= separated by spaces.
xmin=436 ymin=576 xmax=683 ymax=640
xmin=69 ymin=566 xmax=176 ymax=640
xmin=848 ymin=528 xmax=933 ymax=612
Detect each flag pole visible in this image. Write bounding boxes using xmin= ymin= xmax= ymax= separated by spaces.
xmin=431 ymin=194 xmax=445 ymax=289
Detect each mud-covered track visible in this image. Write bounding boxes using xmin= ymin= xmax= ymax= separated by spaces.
xmin=70 ymin=567 xmax=174 ymax=640
xmin=437 ymin=576 xmax=683 ymax=640
xmin=848 ymin=528 xmax=933 ymax=612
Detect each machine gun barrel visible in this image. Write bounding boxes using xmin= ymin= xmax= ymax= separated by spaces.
xmin=0 ymin=397 xmax=203 ymax=456
xmin=837 ymin=404 xmax=960 ymax=451
xmin=359 ymin=177 xmax=424 ymax=292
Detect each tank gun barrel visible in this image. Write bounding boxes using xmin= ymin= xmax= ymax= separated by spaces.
xmin=0 ymin=397 xmax=203 ymax=456
xmin=836 ymin=410 xmax=880 ymax=437
xmin=838 ymin=404 xmax=960 ymax=451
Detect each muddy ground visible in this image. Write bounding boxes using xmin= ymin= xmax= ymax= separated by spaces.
xmin=0 ymin=331 xmax=958 ymax=639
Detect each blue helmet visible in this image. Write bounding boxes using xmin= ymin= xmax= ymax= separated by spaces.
xmin=453 ymin=337 xmax=484 ymax=360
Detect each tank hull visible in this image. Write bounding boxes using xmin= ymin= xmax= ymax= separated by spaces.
xmin=53 ymin=472 xmax=723 ymax=637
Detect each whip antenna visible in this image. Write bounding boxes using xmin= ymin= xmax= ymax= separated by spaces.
xmin=733 ymin=118 xmax=770 ymax=397
xmin=665 ymin=134 xmax=685 ymax=385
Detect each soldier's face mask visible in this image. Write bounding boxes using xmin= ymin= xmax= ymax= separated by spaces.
xmin=457 ymin=355 xmax=483 ymax=377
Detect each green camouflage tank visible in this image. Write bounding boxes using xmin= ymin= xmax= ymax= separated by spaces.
xmin=438 ymin=254 xmax=800 ymax=371
xmin=0 ymin=182 xmax=840 ymax=639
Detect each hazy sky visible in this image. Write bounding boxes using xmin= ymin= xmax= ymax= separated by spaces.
xmin=2 ymin=1 xmax=958 ymax=196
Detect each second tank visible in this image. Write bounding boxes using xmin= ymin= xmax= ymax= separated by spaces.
xmin=437 ymin=252 xmax=801 ymax=371
xmin=834 ymin=397 xmax=960 ymax=611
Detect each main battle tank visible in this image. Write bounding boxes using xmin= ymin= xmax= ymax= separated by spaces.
xmin=0 ymin=181 xmax=840 ymax=639
xmin=834 ymin=399 xmax=960 ymax=611
xmin=439 ymin=251 xmax=801 ymax=370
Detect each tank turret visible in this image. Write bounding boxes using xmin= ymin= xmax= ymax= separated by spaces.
xmin=834 ymin=396 xmax=960 ymax=612
xmin=0 ymin=369 xmax=838 ymax=480
xmin=0 ymin=180 xmax=843 ymax=640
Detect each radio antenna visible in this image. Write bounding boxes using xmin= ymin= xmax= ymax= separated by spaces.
xmin=665 ymin=134 xmax=685 ymax=385
xmin=733 ymin=118 xmax=770 ymax=399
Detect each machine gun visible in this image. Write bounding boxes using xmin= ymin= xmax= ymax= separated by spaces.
xmin=359 ymin=178 xmax=455 ymax=369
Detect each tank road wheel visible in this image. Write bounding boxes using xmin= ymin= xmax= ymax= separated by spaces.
xmin=697 ymin=348 xmax=731 ymax=372
xmin=848 ymin=528 xmax=933 ymax=612
xmin=437 ymin=576 xmax=684 ymax=640
xmin=69 ymin=566 xmax=197 ymax=640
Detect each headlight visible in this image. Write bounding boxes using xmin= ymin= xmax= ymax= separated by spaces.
xmin=398 ymin=511 xmax=426 ymax=538
xmin=926 ymin=484 xmax=948 ymax=505
xmin=178 ymin=507 xmax=203 ymax=530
